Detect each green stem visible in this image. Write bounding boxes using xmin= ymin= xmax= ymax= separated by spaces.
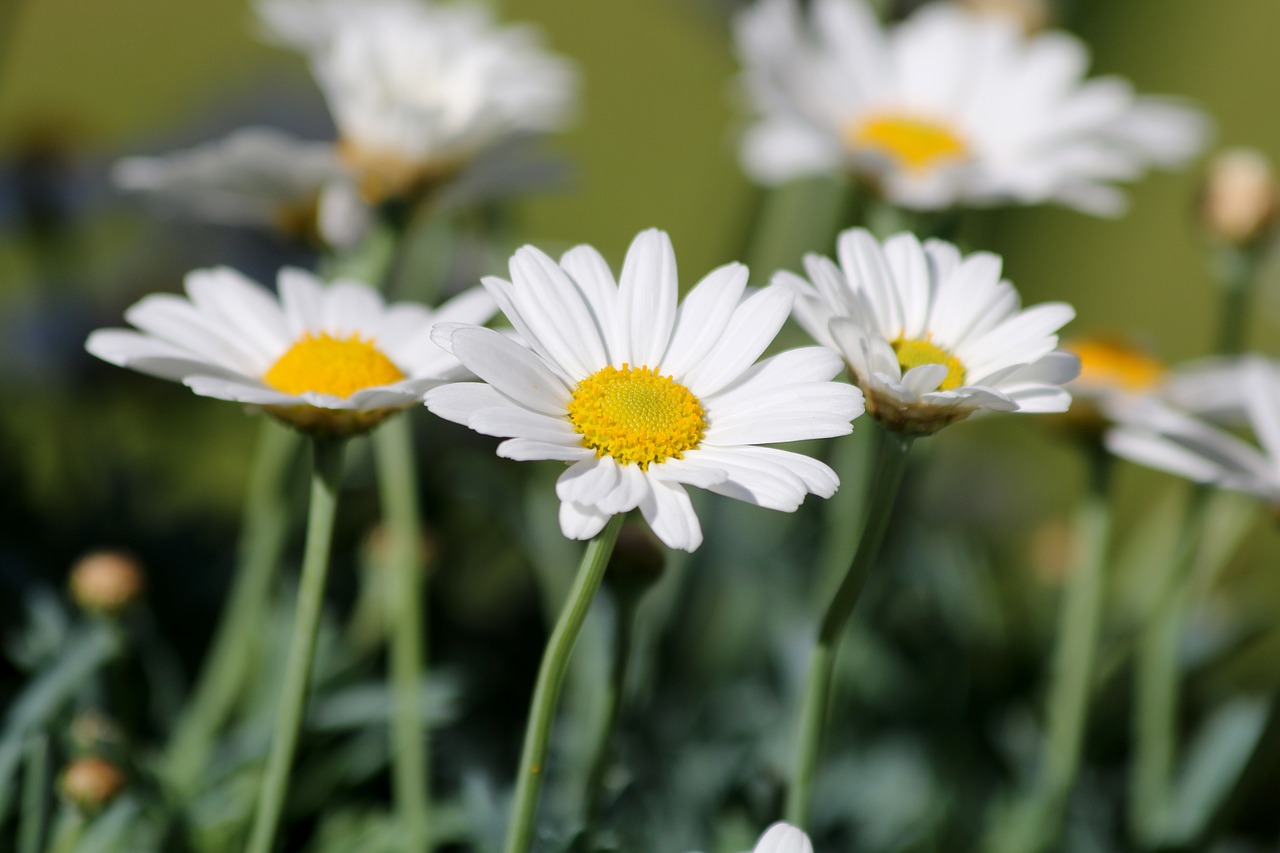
xmin=786 ymin=427 xmax=914 ymax=827
xmin=18 ymin=733 xmax=48 ymax=853
xmin=1212 ymin=246 xmax=1256 ymax=357
xmin=165 ymin=421 xmax=299 ymax=794
xmin=503 ymin=514 xmax=626 ymax=853
xmin=372 ymin=417 xmax=430 ymax=851
xmin=582 ymin=587 xmax=641 ymax=837
xmin=1000 ymin=450 xmax=1114 ymax=852
xmin=246 ymin=437 xmax=347 ymax=853
xmin=1130 ymin=489 xmax=1210 ymax=845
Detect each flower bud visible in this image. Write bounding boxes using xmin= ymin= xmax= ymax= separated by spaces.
xmin=961 ymin=0 xmax=1051 ymax=34
xmin=68 ymin=550 xmax=145 ymax=615
xmin=59 ymin=757 xmax=125 ymax=812
xmin=1200 ymin=148 xmax=1278 ymax=248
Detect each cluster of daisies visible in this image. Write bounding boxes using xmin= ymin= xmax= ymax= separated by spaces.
xmin=88 ymin=221 xmax=1084 ymax=551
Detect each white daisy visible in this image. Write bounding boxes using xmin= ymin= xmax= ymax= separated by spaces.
xmin=259 ymin=0 xmax=577 ymax=203
xmin=113 ymin=127 xmax=371 ymax=248
xmin=750 ymin=822 xmax=814 ymax=853
xmin=1106 ymin=357 xmax=1280 ymax=505
xmin=778 ymin=227 xmax=1079 ymax=434
xmin=86 ymin=268 xmax=496 ymax=437
xmin=734 ymin=0 xmax=1208 ymax=215
xmin=1057 ymin=334 xmax=1166 ymax=429
xmin=424 ymin=229 xmax=864 ymax=552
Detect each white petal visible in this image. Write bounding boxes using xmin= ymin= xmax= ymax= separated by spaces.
xmin=645 ymin=456 xmax=729 ymax=490
xmin=660 ymin=262 xmax=749 ymax=380
xmin=424 ymin=382 xmax=507 ymax=424
xmin=559 ymin=244 xmax=622 ymax=364
xmin=322 ymin=280 xmax=385 ymax=337
xmin=680 ymin=285 xmax=794 ymax=397
xmin=185 ymin=267 xmax=290 ymax=362
xmin=639 ymin=479 xmax=702 ymax=552
xmin=559 ymin=500 xmax=613 ymax=541
xmin=85 ymin=329 xmax=243 ymax=383
xmin=596 ymin=463 xmax=651 ymax=515
xmin=556 ymin=457 xmax=622 ymax=506
xmin=619 ymin=229 xmax=678 ymax=367
xmin=508 ymin=245 xmax=608 ymax=378
xmin=753 ymin=822 xmax=813 ymax=853
xmin=183 ymin=376 xmax=298 ymax=405
xmin=469 ymin=407 xmax=579 ymax=442
xmin=278 ymin=267 xmax=326 ymax=336
xmin=446 ymin=326 xmax=571 ymax=416
xmin=497 ymin=439 xmax=595 ymax=462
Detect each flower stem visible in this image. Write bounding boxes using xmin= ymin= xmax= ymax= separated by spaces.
xmin=503 ymin=514 xmax=626 ymax=853
xmin=372 ymin=416 xmax=430 ymax=851
xmin=786 ymin=427 xmax=914 ymax=827
xmin=246 ymin=437 xmax=346 ymax=853
xmin=18 ymin=733 xmax=48 ymax=853
xmin=997 ymin=450 xmax=1114 ymax=853
xmin=166 ymin=420 xmax=299 ymax=795
xmin=1130 ymin=489 xmax=1209 ymax=845
xmin=582 ymin=585 xmax=641 ymax=837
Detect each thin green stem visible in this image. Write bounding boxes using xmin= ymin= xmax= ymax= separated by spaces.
xmin=246 ymin=437 xmax=346 ymax=853
xmin=786 ymin=428 xmax=914 ymax=827
xmin=504 ymin=514 xmax=626 ymax=853
xmin=18 ymin=733 xmax=48 ymax=853
xmin=1212 ymin=246 xmax=1256 ymax=357
xmin=582 ymin=587 xmax=641 ymax=837
xmin=373 ymin=417 xmax=430 ymax=851
xmin=166 ymin=421 xmax=299 ymax=794
xmin=997 ymin=451 xmax=1114 ymax=853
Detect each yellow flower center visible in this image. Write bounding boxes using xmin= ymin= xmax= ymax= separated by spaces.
xmin=263 ymin=333 xmax=405 ymax=398
xmin=1068 ymin=337 xmax=1165 ymax=393
xmin=566 ymin=364 xmax=707 ymax=469
xmin=892 ymin=337 xmax=967 ymax=391
xmin=847 ymin=113 xmax=969 ymax=175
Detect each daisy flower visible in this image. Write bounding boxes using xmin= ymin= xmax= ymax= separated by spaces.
xmin=424 ymin=229 xmax=864 ymax=551
xmin=86 ymin=268 xmax=496 ymax=437
xmin=1057 ymin=334 xmax=1166 ymax=430
xmin=113 ymin=127 xmax=370 ymax=248
xmin=258 ymin=0 xmax=577 ymax=203
xmin=1106 ymin=357 xmax=1280 ymax=505
xmin=778 ymin=227 xmax=1079 ymax=434
xmin=734 ymin=0 xmax=1208 ymax=214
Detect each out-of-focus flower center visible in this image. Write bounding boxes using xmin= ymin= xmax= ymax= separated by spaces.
xmin=264 ymin=333 xmax=405 ymax=398
xmin=1068 ymin=337 xmax=1165 ymax=392
xmin=892 ymin=337 xmax=967 ymax=390
xmin=566 ymin=364 xmax=706 ymax=469
xmin=848 ymin=114 xmax=969 ymax=175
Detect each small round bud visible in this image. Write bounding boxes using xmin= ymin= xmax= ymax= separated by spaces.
xmin=69 ymin=550 xmax=145 ymax=615
xmin=1200 ymin=148 xmax=1278 ymax=248
xmin=961 ymin=0 xmax=1051 ymax=34
xmin=59 ymin=757 xmax=125 ymax=812
xmin=604 ymin=523 xmax=666 ymax=601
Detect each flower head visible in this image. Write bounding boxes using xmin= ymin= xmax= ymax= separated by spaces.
xmin=779 ymin=228 xmax=1078 ymax=434
xmin=259 ymin=0 xmax=577 ymax=202
xmin=86 ymin=268 xmax=495 ymax=437
xmin=113 ymin=128 xmax=370 ymax=248
xmin=425 ymin=229 xmax=864 ymax=551
xmin=734 ymin=0 xmax=1208 ymax=214
xmin=1107 ymin=357 xmax=1280 ymax=506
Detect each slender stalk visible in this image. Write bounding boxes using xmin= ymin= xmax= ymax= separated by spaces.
xmin=166 ymin=421 xmax=299 ymax=794
xmin=1129 ymin=490 xmax=1209 ymax=845
xmin=786 ymin=427 xmax=914 ymax=826
xmin=372 ymin=417 xmax=430 ymax=851
xmin=246 ymin=437 xmax=346 ymax=853
xmin=504 ymin=514 xmax=626 ymax=853
xmin=582 ymin=586 xmax=641 ymax=836
xmin=998 ymin=450 xmax=1114 ymax=853
xmin=18 ymin=733 xmax=48 ymax=853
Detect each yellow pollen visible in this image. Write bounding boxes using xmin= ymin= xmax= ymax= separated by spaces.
xmin=891 ymin=337 xmax=967 ymax=391
xmin=566 ymin=364 xmax=707 ymax=470
xmin=847 ymin=113 xmax=969 ymax=175
xmin=263 ymin=333 xmax=405 ymax=398
xmin=1068 ymin=337 xmax=1165 ymax=393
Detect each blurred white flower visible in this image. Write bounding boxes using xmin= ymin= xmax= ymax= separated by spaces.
xmin=1107 ymin=357 xmax=1280 ymax=504
xmin=259 ymin=0 xmax=577 ymax=202
xmin=734 ymin=0 xmax=1209 ymax=214
xmin=86 ymin=268 xmax=495 ymax=437
xmin=425 ymin=229 xmax=864 ymax=551
xmin=1059 ymin=334 xmax=1165 ymax=427
xmin=113 ymin=127 xmax=371 ymax=248
xmin=751 ymin=822 xmax=814 ymax=853
xmin=779 ymin=227 xmax=1078 ymax=434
